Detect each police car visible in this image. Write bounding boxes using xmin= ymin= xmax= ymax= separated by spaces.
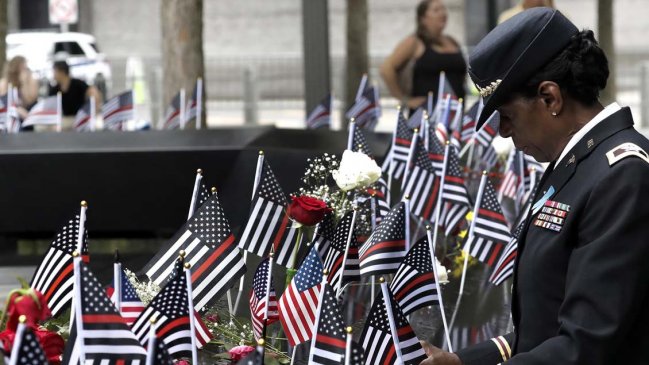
xmin=6 ymin=32 xmax=112 ymax=98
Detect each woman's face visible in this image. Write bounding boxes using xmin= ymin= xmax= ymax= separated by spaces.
xmin=497 ymin=95 xmax=562 ymax=163
xmin=421 ymin=0 xmax=447 ymax=36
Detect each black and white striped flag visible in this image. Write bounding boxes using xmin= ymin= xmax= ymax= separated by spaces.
xmin=360 ymin=283 xmax=427 ymax=365
xmin=464 ymin=177 xmax=511 ymax=267
xmin=62 ymin=259 xmax=146 ymax=364
xmin=238 ymin=159 xmax=302 ymax=267
xmin=143 ymin=193 xmax=246 ymax=311
xmin=30 ymin=214 xmax=88 ymax=317
xmin=322 ymin=211 xmax=360 ymax=293
xmin=390 ymin=237 xmax=439 ymax=316
xmin=359 ymin=202 xmax=407 ymax=277
xmin=402 ymin=138 xmax=440 ymax=222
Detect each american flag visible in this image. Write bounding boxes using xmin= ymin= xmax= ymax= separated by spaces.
xmin=322 ymin=211 xmax=360 ymax=293
xmin=314 ymin=213 xmax=336 ymax=258
xmin=490 ymin=222 xmax=524 ymax=285
xmin=185 ymin=79 xmax=201 ymax=123
xmin=102 ymin=90 xmax=134 ymax=130
xmin=308 ymin=283 xmax=346 ymax=365
xmin=349 ymin=121 xmax=373 ymax=158
xmin=131 ymin=266 xmax=212 ymax=359
xmin=383 ymin=111 xmax=414 ymax=180
xmin=107 ymin=265 xmax=146 ymax=326
xmin=306 ymin=93 xmax=332 ymax=129
xmin=360 ymin=284 xmax=427 ymax=365
xmin=460 ymin=100 xmax=480 ymax=144
xmin=249 ymin=257 xmax=278 ymax=339
xmin=426 ymin=122 xmax=446 ymax=175
xmin=402 ymin=138 xmax=440 ymax=222
xmin=439 ymin=146 xmax=471 ymax=236
xmin=163 ymin=90 xmax=183 ymax=130
xmin=8 ymin=322 xmax=48 ymax=365
xmin=238 ymin=159 xmax=301 ymax=267
xmin=146 ymin=330 xmax=174 ymax=365
xmin=448 ymin=104 xmax=463 ymax=150
xmin=278 ymin=246 xmax=323 ymax=346
xmin=464 ymin=177 xmax=511 ymax=266
xmin=477 ymin=144 xmax=499 ymax=171
xmin=390 ymin=237 xmax=438 ymax=316
xmin=143 ymin=193 xmax=246 ymax=311
xmin=345 ymin=85 xmax=380 ymax=130
xmin=22 ymin=96 xmax=59 ymax=127
xmin=74 ymin=99 xmax=93 ymax=131
xmin=433 ymin=71 xmax=460 ymax=128
xmin=359 ymin=201 xmax=407 ymax=277
xmin=30 ymin=214 xmax=88 ymax=316
xmin=63 ymin=260 xmax=146 ymax=364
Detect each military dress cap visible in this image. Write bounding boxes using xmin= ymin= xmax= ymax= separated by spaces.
xmin=469 ymin=7 xmax=579 ymax=129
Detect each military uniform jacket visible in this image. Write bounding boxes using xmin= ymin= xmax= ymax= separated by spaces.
xmin=456 ymin=107 xmax=649 ymax=364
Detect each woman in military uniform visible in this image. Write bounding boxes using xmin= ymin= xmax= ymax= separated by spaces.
xmin=421 ymin=7 xmax=649 ymax=365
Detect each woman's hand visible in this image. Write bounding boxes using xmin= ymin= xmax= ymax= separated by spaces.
xmin=419 ymin=341 xmax=463 ymax=365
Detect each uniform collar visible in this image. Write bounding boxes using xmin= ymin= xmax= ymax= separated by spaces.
xmin=556 ymin=102 xmax=621 ymax=165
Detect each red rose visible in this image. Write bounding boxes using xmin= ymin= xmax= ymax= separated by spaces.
xmin=287 ymin=195 xmax=331 ymax=226
xmin=34 ymin=328 xmax=64 ymax=365
xmin=5 ymin=289 xmax=51 ymax=332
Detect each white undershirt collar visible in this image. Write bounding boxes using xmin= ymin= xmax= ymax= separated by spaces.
xmin=556 ymin=102 xmax=621 ymax=165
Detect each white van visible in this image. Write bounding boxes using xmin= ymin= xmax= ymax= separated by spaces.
xmin=6 ymin=32 xmax=112 ymax=97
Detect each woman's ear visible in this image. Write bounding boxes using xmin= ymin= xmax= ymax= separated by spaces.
xmin=537 ymin=81 xmax=563 ymax=115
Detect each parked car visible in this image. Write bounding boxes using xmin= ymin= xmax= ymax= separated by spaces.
xmin=6 ymin=32 xmax=112 ymax=98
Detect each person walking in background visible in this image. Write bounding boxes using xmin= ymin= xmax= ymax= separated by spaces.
xmin=498 ymin=0 xmax=554 ymax=24
xmin=0 ymin=55 xmax=40 ymax=119
xmin=380 ymin=0 xmax=466 ymax=112
xmin=48 ymin=60 xmax=101 ymax=117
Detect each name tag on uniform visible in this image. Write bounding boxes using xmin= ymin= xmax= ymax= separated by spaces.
xmin=533 ymin=199 xmax=570 ymax=232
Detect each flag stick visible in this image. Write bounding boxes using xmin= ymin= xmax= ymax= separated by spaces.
xmin=401 ymin=130 xmax=418 ymax=192
xmin=379 ymin=278 xmax=404 ymax=364
xmin=431 ymin=143 xmax=450 ymax=261
xmin=233 ymin=151 xmax=265 ymax=317
xmin=289 ymin=344 xmax=297 ymax=365
xmin=56 ymin=91 xmax=62 ymax=132
xmin=308 ymin=271 xmax=329 ymax=364
xmin=338 ymin=208 xmax=358 ymax=296
xmin=425 ymin=226 xmax=453 ymax=352
xmin=517 ymin=151 xmax=526 ymax=216
xmin=403 ymin=197 xmax=411 ymax=252
xmin=344 ymin=326 xmax=353 ymax=365
xmin=196 ymin=78 xmax=203 ymax=130
xmin=347 ymin=120 xmax=355 ymax=150
xmin=187 ymin=169 xmax=203 ymax=220
xmin=261 ymin=252 xmax=275 ymax=339
xmin=90 ymin=96 xmax=96 ymax=132
xmin=180 ymin=88 xmax=186 ymax=130
xmin=184 ymin=263 xmax=199 ymax=365
xmin=449 ymin=172 xmax=487 ymax=339
xmin=145 ymin=318 xmax=158 ymax=365
xmin=113 ymin=253 xmax=122 ymax=317
xmin=131 ymin=89 xmax=136 ymax=131
xmin=9 ymin=316 xmax=27 ymax=365
xmin=77 ymin=201 xmax=87 ymax=254
xmin=72 ymin=252 xmax=86 ymax=364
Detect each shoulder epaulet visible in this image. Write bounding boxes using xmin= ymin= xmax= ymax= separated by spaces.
xmin=606 ymin=143 xmax=649 ymax=166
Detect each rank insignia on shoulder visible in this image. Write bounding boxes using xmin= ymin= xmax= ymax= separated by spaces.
xmin=606 ymin=143 xmax=649 ymax=166
xmin=533 ymin=199 xmax=570 ymax=232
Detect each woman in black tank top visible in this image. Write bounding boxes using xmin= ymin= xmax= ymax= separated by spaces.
xmin=380 ymin=0 xmax=467 ymax=111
